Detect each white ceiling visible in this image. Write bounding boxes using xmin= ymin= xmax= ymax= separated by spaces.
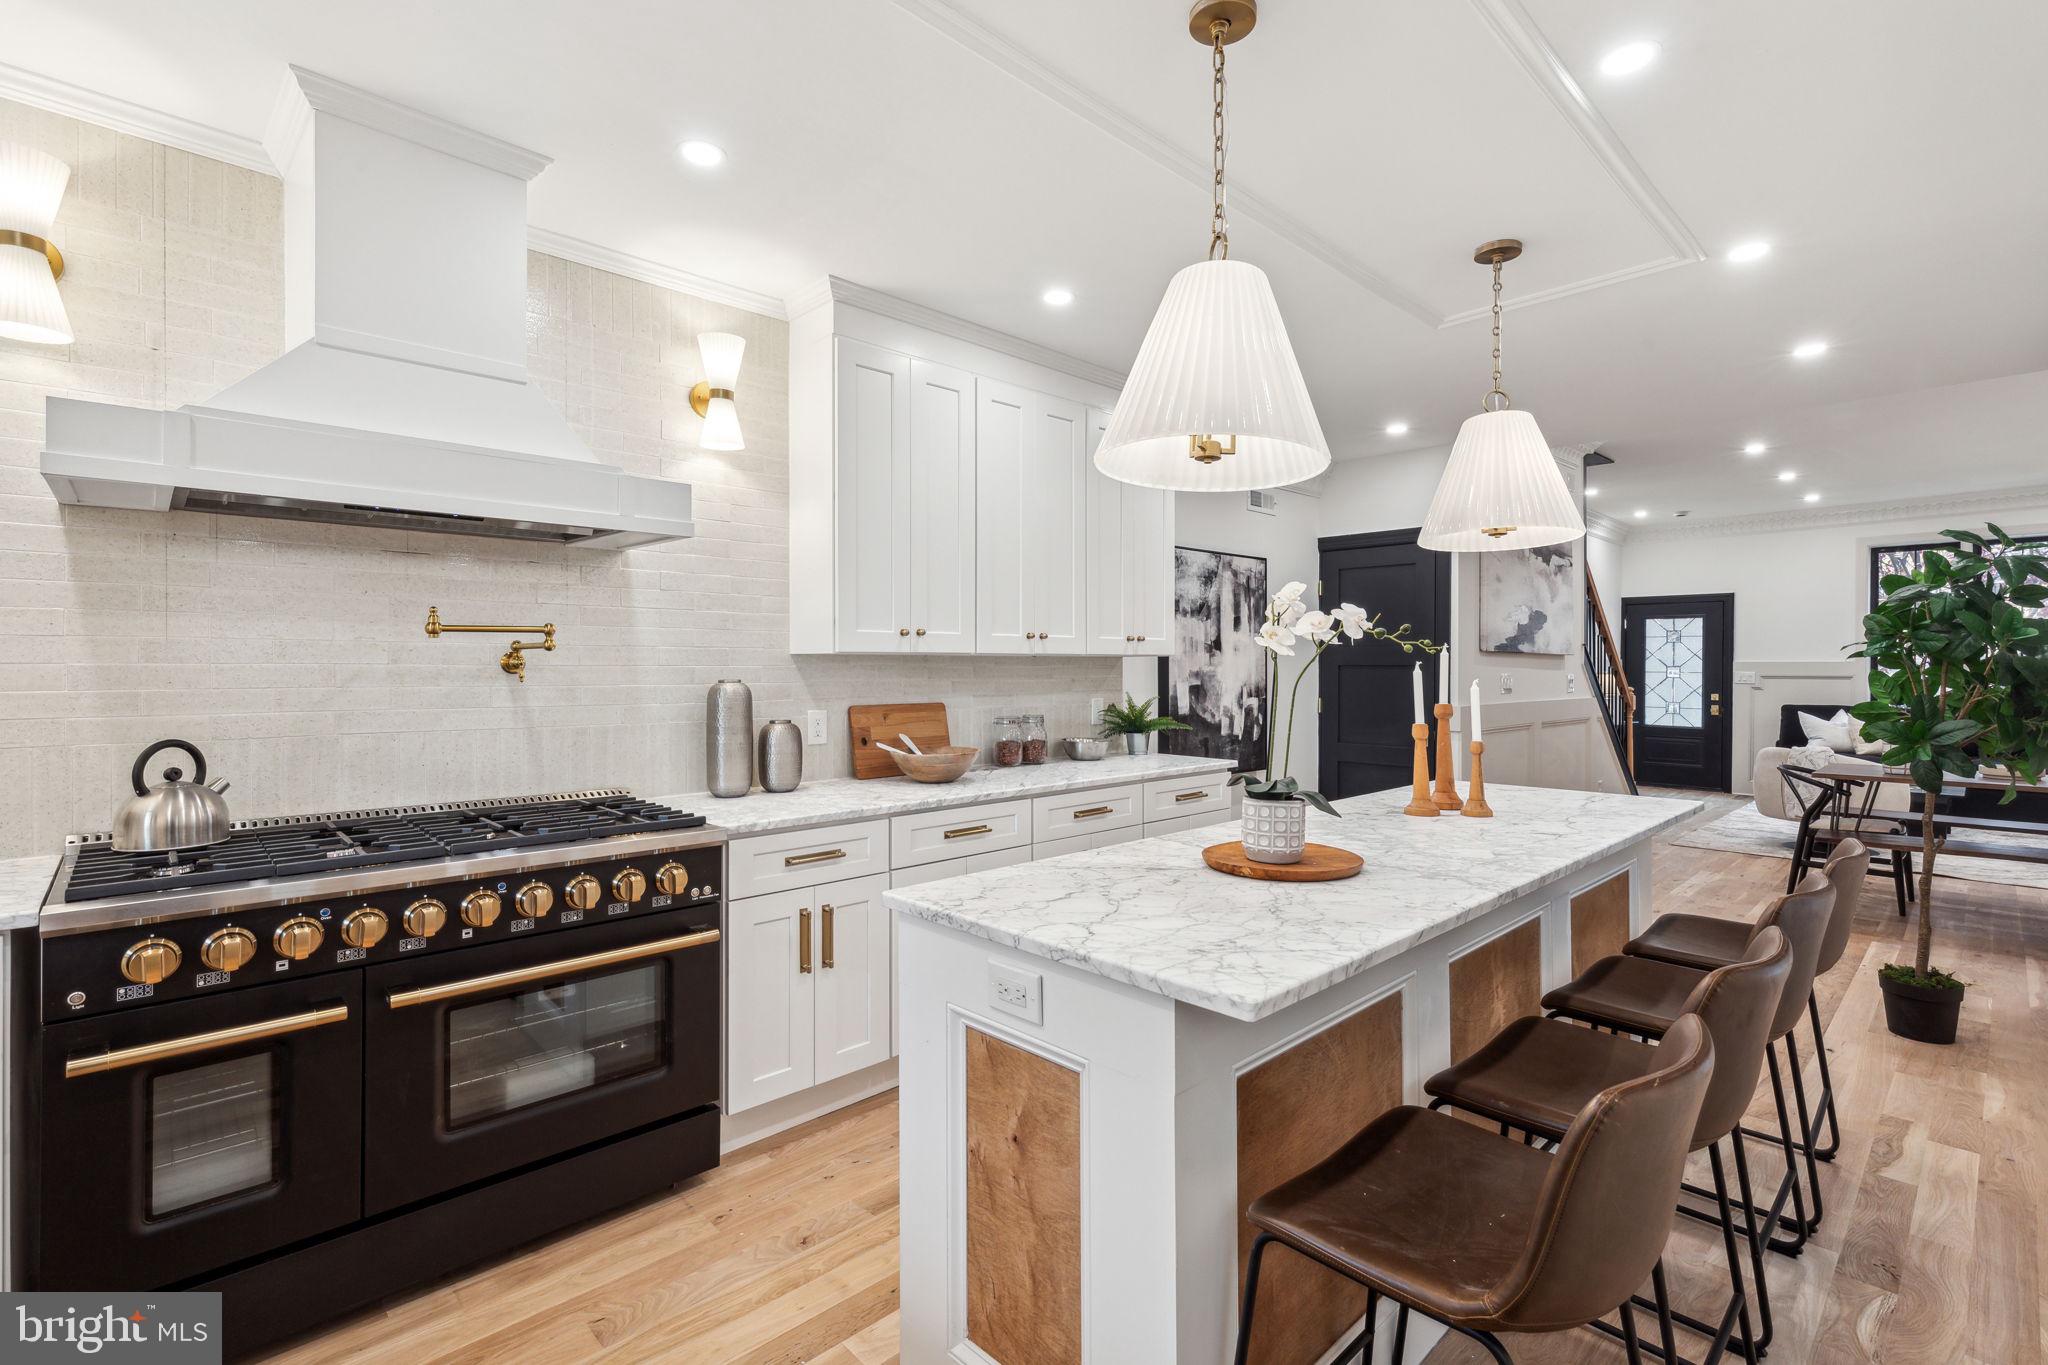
xmin=7 ymin=0 xmax=2047 ymax=520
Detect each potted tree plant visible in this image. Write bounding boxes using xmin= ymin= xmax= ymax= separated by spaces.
xmin=1849 ymin=524 xmax=2047 ymax=1043
xmin=1233 ymin=581 xmax=1443 ymax=863
xmin=1099 ymin=694 xmax=1192 ymax=756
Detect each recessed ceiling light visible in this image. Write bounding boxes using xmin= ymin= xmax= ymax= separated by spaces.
xmin=1727 ymin=240 xmax=1771 ymax=264
xmin=1585 ymin=485 xmax=1600 ymax=497
xmin=1777 ymin=470 xmax=1798 ymax=482
xmin=678 ymin=140 xmax=725 ymax=168
xmin=1791 ymin=339 xmax=1829 ymax=360
xmin=1599 ymin=41 xmax=1661 ymax=77
xmin=1803 ymin=492 xmax=1821 ymax=503
xmin=1633 ymin=508 xmax=1649 ymax=519
xmin=1384 ymin=421 xmax=1410 ymax=436
xmin=1042 ymin=286 xmax=1074 ymax=307
xmin=1743 ymin=441 xmax=1768 ymax=456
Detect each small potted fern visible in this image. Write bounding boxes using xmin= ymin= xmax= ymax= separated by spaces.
xmin=1099 ymin=694 xmax=1192 ymax=756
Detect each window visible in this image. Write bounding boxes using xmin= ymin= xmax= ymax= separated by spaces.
xmin=1870 ymin=536 xmax=2048 ymax=619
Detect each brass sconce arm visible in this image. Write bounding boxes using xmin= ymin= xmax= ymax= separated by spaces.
xmin=424 ymin=606 xmax=558 ymax=682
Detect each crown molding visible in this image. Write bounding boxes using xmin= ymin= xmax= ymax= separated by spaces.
xmin=527 ymin=229 xmax=787 ymax=319
xmin=278 ymin=67 xmax=551 ymax=180
xmin=0 ymin=59 xmax=271 ymax=172
xmin=1626 ymin=483 xmax=2048 ymax=540
xmin=1585 ymin=510 xmax=1631 ymax=543
xmin=800 ymin=275 xmax=1127 ymax=390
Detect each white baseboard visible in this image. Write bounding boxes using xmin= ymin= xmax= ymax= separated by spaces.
xmin=720 ymin=1060 xmax=900 ymax=1155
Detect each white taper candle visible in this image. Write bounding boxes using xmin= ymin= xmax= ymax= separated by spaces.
xmin=1471 ymin=679 xmax=1483 ymax=742
xmin=1439 ymin=648 xmax=1450 ymax=704
xmin=1412 ymin=663 xmax=1424 ymax=724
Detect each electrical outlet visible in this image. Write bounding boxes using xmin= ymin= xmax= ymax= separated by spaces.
xmin=1500 ymin=673 xmax=1515 ymax=695
xmin=1565 ymin=671 xmax=1576 ymax=694
xmin=804 ymin=710 xmax=829 ymax=745
xmin=1089 ymin=696 xmax=1105 ymax=725
xmin=988 ymin=960 xmax=1044 ymax=1024
xmin=1734 ymin=670 xmax=1758 ymax=687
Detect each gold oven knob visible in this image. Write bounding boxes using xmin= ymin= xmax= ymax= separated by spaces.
xmin=341 ymin=908 xmax=389 ymax=949
xmin=199 ymin=927 xmax=256 ymax=973
xmin=612 ymin=868 xmax=647 ymax=904
xmin=460 ymin=890 xmax=502 ymax=928
xmin=514 ymin=881 xmax=554 ymax=919
xmin=272 ymin=916 xmax=324 ymax=961
xmin=403 ymin=898 xmax=448 ymax=938
xmin=120 ymin=936 xmax=182 ymax=986
xmin=563 ymin=874 xmax=602 ymax=912
xmin=654 ymin=862 xmax=689 ymax=897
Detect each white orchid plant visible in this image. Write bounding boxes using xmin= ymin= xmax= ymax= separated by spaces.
xmin=1235 ymin=580 xmax=1444 ymax=816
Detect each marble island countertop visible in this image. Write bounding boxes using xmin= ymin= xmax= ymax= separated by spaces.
xmin=885 ymin=783 xmax=1703 ymax=1021
xmin=661 ymin=753 xmax=1235 ymax=837
xmin=0 ymin=855 xmax=60 ymax=932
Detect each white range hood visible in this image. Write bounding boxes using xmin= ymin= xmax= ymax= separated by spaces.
xmin=40 ymin=67 xmax=693 ymax=548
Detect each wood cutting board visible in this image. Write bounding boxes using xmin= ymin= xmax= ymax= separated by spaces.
xmin=849 ymin=702 xmax=953 ymax=780
xmin=1202 ymin=841 xmax=1364 ymax=882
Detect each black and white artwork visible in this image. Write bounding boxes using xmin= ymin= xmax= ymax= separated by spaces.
xmin=1478 ymin=543 xmax=1575 ymax=655
xmin=1158 ymin=546 xmax=1269 ymax=774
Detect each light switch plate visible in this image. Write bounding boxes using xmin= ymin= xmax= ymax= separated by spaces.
xmin=1734 ymin=670 xmax=1758 ymax=686
xmin=805 ymin=710 xmax=829 ymax=745
xmin=988 ymin=959 xmax=1044 ymax=1024
xmin=1089 ymin=697 xmax=1104 ymax=725
xmin=1565 ymin=671 xmax=1577 ymax=694
xmin=1500 ymin=673 xmax=1515 ymax=694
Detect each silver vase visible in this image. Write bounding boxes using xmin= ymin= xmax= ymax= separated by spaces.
xmin=757 ymin=719 xmax=803 ymax=793
xmin=707 ymin=680 xmax=753 ymax=798
xmin=1123 ymin=733 xmax=1151 ymax=756
xmin=1242 ymin=795 xmax=1308 ymax=864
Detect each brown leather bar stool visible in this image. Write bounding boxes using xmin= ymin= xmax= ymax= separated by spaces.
xmin=1424 ymin=928 xmax=1792 ymax=1363
xmin=1628 ymin=840 xmax=1868 ymax=1165
xmin=1543 ymin=873 xmax=1835 ymax=1260
xmin=1234 ymin=1016 xmax=1715 ymax=1365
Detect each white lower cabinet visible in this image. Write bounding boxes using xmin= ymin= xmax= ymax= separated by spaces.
xmin=726 ymin=871 xmax=892 ymax=1113
xmin=1033 ymin=823 xmax=1146 ymax=861
xmin=1138 ymin=807 xmax=1235 ymax=838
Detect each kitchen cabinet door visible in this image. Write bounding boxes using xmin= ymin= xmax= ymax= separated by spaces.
xmin=726 ymin=888 xmax=817 ymax=1114
xmin=834 ymin=340 xmax=913 ymax=653
xmin=1121 ymin=480 xmax=1173 ymax=656
xmin=908 ymin=359 xmax=976 ymax=652
xmin=812 ymin=873 xmax=894 ymax=1083
xmin=1083 ymin=406 xmax=1129 ymax=656
xmin=1026 ymin=392 xmax=1089 ymax=652
xmin=975 ymin=378 xmax=1032 ymax=655
xmin=977 ymin=380 xmax=1087 ymax=654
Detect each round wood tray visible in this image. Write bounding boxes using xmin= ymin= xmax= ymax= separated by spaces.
xmin=1202 ymin=841 xmax=1364 ymax=882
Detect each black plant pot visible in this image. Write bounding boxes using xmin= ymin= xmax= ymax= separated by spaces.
xmin=1878 ymin=971 xmax=1963 ymax=1045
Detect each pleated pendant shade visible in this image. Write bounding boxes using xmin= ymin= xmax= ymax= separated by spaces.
xmin=1417 ymin=408 xmax=1585 ymax=552
xmin=1095 ymin=258 xmax=1330 ymax=493
xmin=0 ymin=142 xmax=73 ymax=346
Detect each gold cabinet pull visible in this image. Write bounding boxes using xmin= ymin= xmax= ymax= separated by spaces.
xmin=386 ymin=930 xmax=720 ymax=1009
xmin=943 ymin=823 xmax=994 ymax=840
xmin=1174 ymin=790 xmax=1209 ymax=803
xmin=1073 ymin=805 xmax=1115 ymax=819
xmin=822 ymin=904 xmax=835 ymax=969
xmin=784 ymin=848 xmax=847 ymax=867
xmin=66 ymin=1004 xmax=349 ymax=1078
xmin=798 ymin=909 xmax=812 ymax=974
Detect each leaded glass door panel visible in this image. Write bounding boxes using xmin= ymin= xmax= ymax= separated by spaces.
xmin=1622 ymin=595 xmax=1733 ymax=790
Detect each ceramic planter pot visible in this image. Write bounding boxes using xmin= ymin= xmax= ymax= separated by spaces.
xmin=1878 ymin=970 xmax=1963 ymax=1045
xmin=1123 ymin=733 xmax=1151 ymax=756
xmin=1242 ymin=794 xmax=1308 ymax=864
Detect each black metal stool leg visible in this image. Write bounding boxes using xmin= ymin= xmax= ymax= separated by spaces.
xmin=1233 ymin=1232 xmax=1272 ymax=1365
xmin=1806 ymin=992 xmax=1841 ymax=1162
xmin=1730 ymin=1129 xmax=1775 ymax=1354
xmin=1650 ymin=1261 xmax=1680 ymax=1363
xmin=1620 ymin=1299 xmax=1647 ymax=1365
xmin=1330 ymin=1287 xmax=1380 ymax=1365
xmin=1452 ymin=1325 xmax=1516 ymax=1364
xmin=1709 ymin=1141 xmax=1760 ymax=1363
xmin=1391 ymin=1302 xmax=1410 ymax=1364
xmin=1783 ymin=1034 xmax=1826 ymax=1227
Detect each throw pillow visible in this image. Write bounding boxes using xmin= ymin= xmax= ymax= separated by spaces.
xmin=1843 ymin=711 xmax=1888 ymax=756
xmin=1798 ymin=710 xmax=1854 ymax=752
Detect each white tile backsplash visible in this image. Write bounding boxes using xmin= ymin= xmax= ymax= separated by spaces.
xmin=0 ymin=97 xmax=1120 ymax=854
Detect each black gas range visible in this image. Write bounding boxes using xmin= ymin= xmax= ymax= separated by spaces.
xmin=21 ymin=788 xmax=727 ymax=1360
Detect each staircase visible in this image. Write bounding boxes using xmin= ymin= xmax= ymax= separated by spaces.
xmin=1584 ymin=575 xmax=1638 ymax=794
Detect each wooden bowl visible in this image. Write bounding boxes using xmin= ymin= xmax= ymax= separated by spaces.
xmin=888 ymin=745 xmax=978 ymax=783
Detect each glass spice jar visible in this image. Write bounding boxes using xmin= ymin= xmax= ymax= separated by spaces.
xmin=1019 ymin=713 xmax=1047 ymax=765
xmin=993 ymin=715 xmax=1024 ymax=767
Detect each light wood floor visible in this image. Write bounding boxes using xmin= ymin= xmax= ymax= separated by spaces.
xmin=263 ymin=796 xmax=2045 ymax=1364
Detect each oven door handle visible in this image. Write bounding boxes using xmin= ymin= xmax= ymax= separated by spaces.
xmin=64 ymin=1003 xmax=351 ymax=1079
xmin=384 ymin=929 xmax=721 ymax=1010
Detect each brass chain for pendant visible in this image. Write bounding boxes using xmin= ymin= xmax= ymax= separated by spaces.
xmin=1208 ymin=22 xmax=1230 ymax=261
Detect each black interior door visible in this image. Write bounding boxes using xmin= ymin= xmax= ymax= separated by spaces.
xmin=1622 ymin=594 xmax=1734 ymax=791
xmin=1318 ymin=530 xmax=1451 ymax=799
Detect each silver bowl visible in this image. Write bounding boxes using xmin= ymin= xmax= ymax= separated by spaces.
xmin=1064 ymin=736 xmax=1109 ymax=761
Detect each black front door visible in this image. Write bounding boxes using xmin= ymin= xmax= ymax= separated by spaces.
xmin=1318 ymin=530 xmax=1452 ymax=798
xmin=1622 ymin=594 xmax=1734 ymax=791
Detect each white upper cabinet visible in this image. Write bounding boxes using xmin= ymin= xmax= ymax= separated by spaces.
xmin=907 ymin=359 xmax=976 ymax=651
xmin=1085 ymin=406 xmax=1174 ymax=657
xmin=833 ymin=341 xmax=912 ymax=652
xmin=976 ymin=380 xmax=1086 ymax=654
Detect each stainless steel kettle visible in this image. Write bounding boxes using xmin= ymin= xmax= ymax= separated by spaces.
xmin=114 ymin=739 xmax=232 ymax=852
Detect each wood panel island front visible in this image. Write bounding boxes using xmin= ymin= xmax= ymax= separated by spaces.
xmin=886 ymin=783 xmax=1702 ymax=1365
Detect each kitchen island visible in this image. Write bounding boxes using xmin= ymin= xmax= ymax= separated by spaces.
xmin=886 ymin=783 xmax=1701 ymax=1365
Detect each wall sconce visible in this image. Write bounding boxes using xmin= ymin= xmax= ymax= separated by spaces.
xmin=0 ymin=142 xmax=74 ymax=346
xmin=689 ymin=331 xmax=745 ymax=451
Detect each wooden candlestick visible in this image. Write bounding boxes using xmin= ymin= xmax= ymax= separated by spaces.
xmin=1404 ymin=722 xmax=1439 ymax=817
xmin=1463 ymin=740 xmax=1493 ymax=818
xmin=1431 ymin=702 xmax=1461 ymax=809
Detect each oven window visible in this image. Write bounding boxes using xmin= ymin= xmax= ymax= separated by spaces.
xmin=445 ymin=962 xmax=666 ymax=1128
xmin=149 ymin=1052 xmax=278 ymax=1217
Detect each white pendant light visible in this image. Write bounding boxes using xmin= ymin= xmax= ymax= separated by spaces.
xmin=1095 ymin=1 xmax=1329 ymax=493
xmin=689 ymin=331 xmax=746 ymax=451
xmin=1418 ymin=240 xmax=1583 ymax=552
xmin=0 ymin=142 xmax=74 ymax=346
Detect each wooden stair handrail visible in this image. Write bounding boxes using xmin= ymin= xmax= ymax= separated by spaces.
xmin=1585 ymin=574 xmax=1635 ymax=774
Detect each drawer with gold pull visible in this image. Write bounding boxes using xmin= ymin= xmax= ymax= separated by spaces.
xmin=1031 ymin=783 xmax=1142 ymax=842
xmin=1141 ymin=771 xmax=1232 ymax=823
xmin=890 ymin=799 xmax=1031 ymax=871
xmin=728 ymin=819 xmax=888 ymax=901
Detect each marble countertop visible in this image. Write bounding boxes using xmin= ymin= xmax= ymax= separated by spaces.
xmin=885 ymin=784 xmax=1703 ymax=1022
xmin=662 ymin=753 xmax=1236 ymax=837
xmin=0 ymin=855 xmax=60 ymax=932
